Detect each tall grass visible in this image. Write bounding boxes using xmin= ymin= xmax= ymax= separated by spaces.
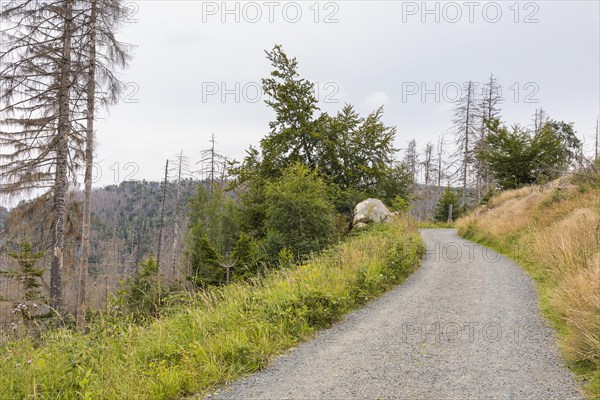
xmin=0 ymin=217 xmax=424 ymax=400
xmin=457 ymin=178 xmax=600 ymax=397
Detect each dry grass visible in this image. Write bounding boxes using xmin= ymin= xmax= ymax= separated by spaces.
xmin=460 ymin=186 xmax=553 ymax=239
xmin=535 ymin=208 xmax=599 ymax=277
xmin=554 ymin=253 xmax=600 ymax=364
xmin=457 ymin=179 xmax=600 ymax=397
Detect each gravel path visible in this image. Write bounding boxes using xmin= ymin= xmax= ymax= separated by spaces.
xmin=208 ymin=229 xmax=584 ymax=399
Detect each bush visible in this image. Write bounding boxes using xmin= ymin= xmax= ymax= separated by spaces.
xmin=187 ymin=185 xmax=240 ymax=257
xmin=2 ymin=239 xmax=45 ymax=302
xmin=391 ymin=195 xmax=411 ymax=213
xmin=263 ymin=163 xmax=338 ymax=262
xmin=434 ymin=187 xmax=463 ymax=222
xmin=185 ymin=227 xmax=224 ymax=287
xmin=123 ymin=258 xmax=162 ymax=319
xmin=231 ymin=232 xmax=266 ymax=278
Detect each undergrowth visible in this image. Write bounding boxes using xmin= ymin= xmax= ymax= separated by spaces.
xmin=0 ymin=217 xmax=424 ymax=400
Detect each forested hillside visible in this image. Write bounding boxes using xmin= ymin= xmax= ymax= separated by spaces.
xmin=0 ymin=179 xmax=204 ymax=317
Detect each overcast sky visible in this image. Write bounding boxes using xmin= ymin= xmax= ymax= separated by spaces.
xmin=92 ymin=0 xmax=600 ymax=187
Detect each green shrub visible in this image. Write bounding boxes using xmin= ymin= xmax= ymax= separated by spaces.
xmin=434 ymin=187 xmax=464 ymax=222
xmin=187 ymin=185 xmax=240 ymax=257
xmin=1 ymin=239 xmax=45 ymax=303
xmin=185 ymin=228 xmax=224 ymax=287
xmin=123 ymin=257 xmax=162 ymax=319
xmin=263 ymin=163 xmax=338 ymax=262
xmin=231 ymin=232 xmax=266 ymax=278
xmin=391 ymin=195 xmax=411 ymax=213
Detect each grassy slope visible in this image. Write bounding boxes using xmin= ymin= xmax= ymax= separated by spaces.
xmin=0 ymin=217 xmax=424 ymax=400
xmin=457 ymin=181 xmax=600 ymax=398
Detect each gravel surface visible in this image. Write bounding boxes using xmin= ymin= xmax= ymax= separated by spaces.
xmin=207 ymin=229 xmax=584 ymax=400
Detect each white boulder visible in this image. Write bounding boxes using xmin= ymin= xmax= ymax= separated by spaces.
xmin=353 ymin=198 xmax=392 ymax=227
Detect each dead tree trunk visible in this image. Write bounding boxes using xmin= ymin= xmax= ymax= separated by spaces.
xmin=595 ymin=116 xmax=599 ymax=161
xmin=77 ymin=0 xmax=98 ymax=331
xmin=156 ymin=159 xmax=169 ymax=271
xmin=461 ymin=82 xmax=473 ymax=206
xmin=437 ymin=134 xmax=444 ymax=189
xmin=51 ymin=0 xmax=75 ymax=312
xmin=134 ymin=183 xmax=146 ymax=269
xmin=424 ymin=142 xmax=433 ymax=186
xmin=171 ymin=151 xmax=183 ymax=278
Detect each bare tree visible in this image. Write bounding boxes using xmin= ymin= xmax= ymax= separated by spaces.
xmin=76 ymin=0 xmax=131 ymax=331
xmin=475 ymin=74 xmax=502 ymax=202
xmin=423 ymin=142 xmax=434 ymax=186
xmin=198 ymin=133 xmax=227 ymax=194
xmin=532 ymin=108 xmax=547 ymax=133
xmin=170 ymin=150 xmax=191 ymax=278
xmin=595 ymin=116 xmax=599 ymax=161
xmin=77 ymin=0 xmax=99 ymax=331
xmin=479 ymin=74 xmax=503 ymax=132
xmin=452 ymin=81 xmax=478 ymax=206
xmin=436 ymin=134 xmax=445 ymax=188
xmin=0 ymin=0 xmax=86 ymax=310
xmin=134 ymin=181 xmax=147 ymax=268
xmin=404 ymin=139 xmax=418 ymax=185
xmin=156 ymin=159 xmax=169 ymax=271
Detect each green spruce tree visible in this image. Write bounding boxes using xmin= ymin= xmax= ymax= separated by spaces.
xmin=434 ymin=187 xmax=463 ymax=222
xmin=3 ymin=240 xmax=45 ymax=301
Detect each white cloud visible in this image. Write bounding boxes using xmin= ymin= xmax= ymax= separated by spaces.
xmin=364 ymin=91 xmax=390 ymax=110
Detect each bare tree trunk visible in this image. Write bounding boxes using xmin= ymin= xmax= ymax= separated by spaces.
xmin=595 ymin=117 xmax=599 ymax=161
xmin=437 ymin=135 xmax=444 ymax=189
xmin=461 ymin=82 xmax=473 ymax=206
xmin=475 ymin=160 xmax=482 ymax=204
xmin=51 ymin=0 xmax=75 ymax=312
xmin=404 ymin=139 xmax=418 ymax=185
xmin=171 ymin=151 xmax=183 ymax=278
xmin=220 ymin=156 xmax=228 ymax=183
xmin=424 ymin=142 xmax=433 ymax=186
xmin=156 ymin=159 xmax=169 ymax=271
xmin=135 ymin=183 xmax=146 ymax=269
xmin=533 ymin=108 xmax=546 ymax=133
xmin=200 ymin=134 xmax=225 ymax=191
xmin=77 ymin=0 xmax=97 ymax=331
xmin=210 ymin=133 xmax=216 ymax=194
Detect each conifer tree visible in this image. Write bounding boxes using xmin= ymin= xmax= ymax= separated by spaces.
xmin=1 ymin=239 xmax=45 ymax=302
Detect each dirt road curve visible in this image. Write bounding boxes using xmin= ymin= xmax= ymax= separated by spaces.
xmin=209 ymin=229 xmax=583 ymax=400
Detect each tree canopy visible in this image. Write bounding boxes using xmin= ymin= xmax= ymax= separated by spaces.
xmin=231 ymin=45 xmax=408 ymax=225
xmin=477 ymin=119 xmax=581 ymax=189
